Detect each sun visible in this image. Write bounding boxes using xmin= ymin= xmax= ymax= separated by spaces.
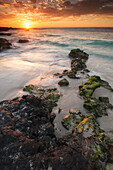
xmin=25 ymin=22 xmax=30 ymax=29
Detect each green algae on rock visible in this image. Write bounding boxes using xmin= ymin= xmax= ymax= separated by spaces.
xmin=54 ymin=48 xmax=89 ymax=80
xmin=79 ymin=75 xmax=113 ymax=117
xmin=23 ymin=84 xmax=61 ymax=112
xmin=58 ymin=78 xmax=69 ymax=86
xmin=61 ymin=109 xmax=85 ymax=130
xmin=79 ymin=75 xmax=113 ymax=99
xmin=61 ymin=73 xmax=113 ymax=169
xmin=84 ymin=96 xmax=113 ymax=117
xmin=72 ymin=115 xmax=111 ymax=168
xmin=62 ymin=112 xmax=111 ymax=169
xmin=73 ymin=115 xmax=101 ymax=137
xmin=79 ymin=76 xmax=100 ymax=98
xmin=86 ymin=133 xmax=110 ymax=168
xmin=67 ymin=70 xmax=77 ymax=79
xmin=54 ymin=49 xmax=89 ymax=80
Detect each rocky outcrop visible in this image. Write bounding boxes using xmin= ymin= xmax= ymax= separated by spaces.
xmin=61 ymin=75 xmax=113 ymax=169
xmin=69 ymin=48 xmax=89 ymax=61
xmin=0 ymin=33 xmax=12 ymax=36
xmin=0 ymin=95 xmax=56 ymax=169
xmin=23 ymin=85 xmax=61 ymax=112
xmin=55 ymin=48 xmax=89 ymax=80
xmin=84 ymin=96 xmax=113 ymax=117
xmin=0 ymin=27 xmax=13 ymax=31
xmin=58 ymin=78 xmax=69 ymax=86
xmin=79 ymin=75 xmax=113 ymax=99
xmin=18 ymin=39 xmax=29 ymax=43
xmin=1 ymin=47 xmax=113 ymax=169
xmin=0 ymin=38 xmax=12 ymax=52
xmin=62 ymin=109 xmax=85 ymax=130
xmin=0 ymin=94 xmax=93 ymax=170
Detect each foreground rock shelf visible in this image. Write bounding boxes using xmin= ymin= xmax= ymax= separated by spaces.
xmin=0 ymin=94 xmax=90 ymax=169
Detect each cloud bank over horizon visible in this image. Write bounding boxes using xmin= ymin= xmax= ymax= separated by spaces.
xmin=0 ymin=0 xmax=113 ymax=27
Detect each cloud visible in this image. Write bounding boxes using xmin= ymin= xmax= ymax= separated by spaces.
xmin=62 ymin=0 xmax=113 ymax=16
xmin=0 ymin=0 xmax=113 ymax=24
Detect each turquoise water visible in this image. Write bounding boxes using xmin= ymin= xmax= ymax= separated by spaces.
xmin=0 ymin=28 xmax=113 ymax=101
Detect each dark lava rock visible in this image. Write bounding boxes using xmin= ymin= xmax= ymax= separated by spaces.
xmin=0 ymin=33 xmax=12 ymax=36
xmin=0 ymin=95 xmax=56 ymax=169
xmin=69 ymin=48 xmax=89 ymax=61
xmin=0 ymin=27 xmax=13 ymax=31
xmin=68 ymin=49 xmax=89 ymax=74
xmin=0 ymin=95 xmax=93 ymax=170
xmin=18 ymin=39 xmax=29 ymax=43
xmin=58 ymin=78 xmax=69 ymax=86
xmin=0 ymin=38 xmax=12 ymax=52
xmin=54 ymin=49 xmax=89 ymax=80
xmin=71 ymin=59 xmax=87 ymax=71
xmin=67 ymin=70 xmax=77 ymax=79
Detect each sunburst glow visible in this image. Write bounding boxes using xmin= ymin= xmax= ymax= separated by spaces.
xmin=25 ymin=22 xmax=30 ymax=29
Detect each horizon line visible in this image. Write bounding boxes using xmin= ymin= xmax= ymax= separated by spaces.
xmin=0 ymin=26 xmax=113 ymax=29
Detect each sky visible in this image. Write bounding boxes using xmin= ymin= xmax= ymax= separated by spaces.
xmin=0 ymin=0 xmax=113 ymax=28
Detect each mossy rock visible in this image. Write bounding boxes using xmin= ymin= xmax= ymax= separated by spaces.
xmin=69 ymin=48 xmax=89 ymax=61
xmin=80 ymin=88 xmax=94 ymax=98
xmin=73 ymin=115 xmax=100 ymax=137
xmin=79 ymin=76 xmax=100 ymax=98
xmin=62 ymin=109 xmax=85 ymax=130
xmin=84 ymin=97 xmax=99 ymax=111
xmin=58 ymin=78 xmax=69 ymax=86
xmin=72 ymin=113 xmax=111 ymax=168
xmin=90 ymin=132 xmax=111 ymax=165
xmin=84 ymin=97 xmax=113 ymax=117
xmin=89 ymin=75 xmax=113 ymax=91
xmin=67 ymin=70 xmax=77 ymax=79
xmin=79 ymin=75 xmax=113 ymax=99
xmin=71 ymin=59 xmax=87 ymax=71
xmin=23 ymin=84 xmax=61 ymax=112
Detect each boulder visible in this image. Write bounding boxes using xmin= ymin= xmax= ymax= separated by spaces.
xmin=84 ymin=96 xmax=113 ymax=117
xmin=69 ymin=48 xmax=89 ymax=61
xmin=0 ymin=38 xmax=12 ymax=52
xmin=67 ymin=70 xmax=77 ymax=79
xmin=71 ymin=59 xmax=87 ymax=71
xmin=0 ymin=33 xmax=12 ymax=36
xmin=18 ymin=39 xmax=29 ymax=43
xmin=23 ymin=85 xmax=61 ymax=112
xmin=58 ymin=78 xmax=69 ymax=86
xmin=62 ymin=109 xmax=85 ymax=130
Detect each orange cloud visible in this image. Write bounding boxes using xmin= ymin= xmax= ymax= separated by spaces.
xmin=0 ymin=0 xmax=113 ymax=27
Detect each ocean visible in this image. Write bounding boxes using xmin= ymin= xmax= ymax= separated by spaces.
xmin=0 ymin=27 xmax=113 ymax=136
